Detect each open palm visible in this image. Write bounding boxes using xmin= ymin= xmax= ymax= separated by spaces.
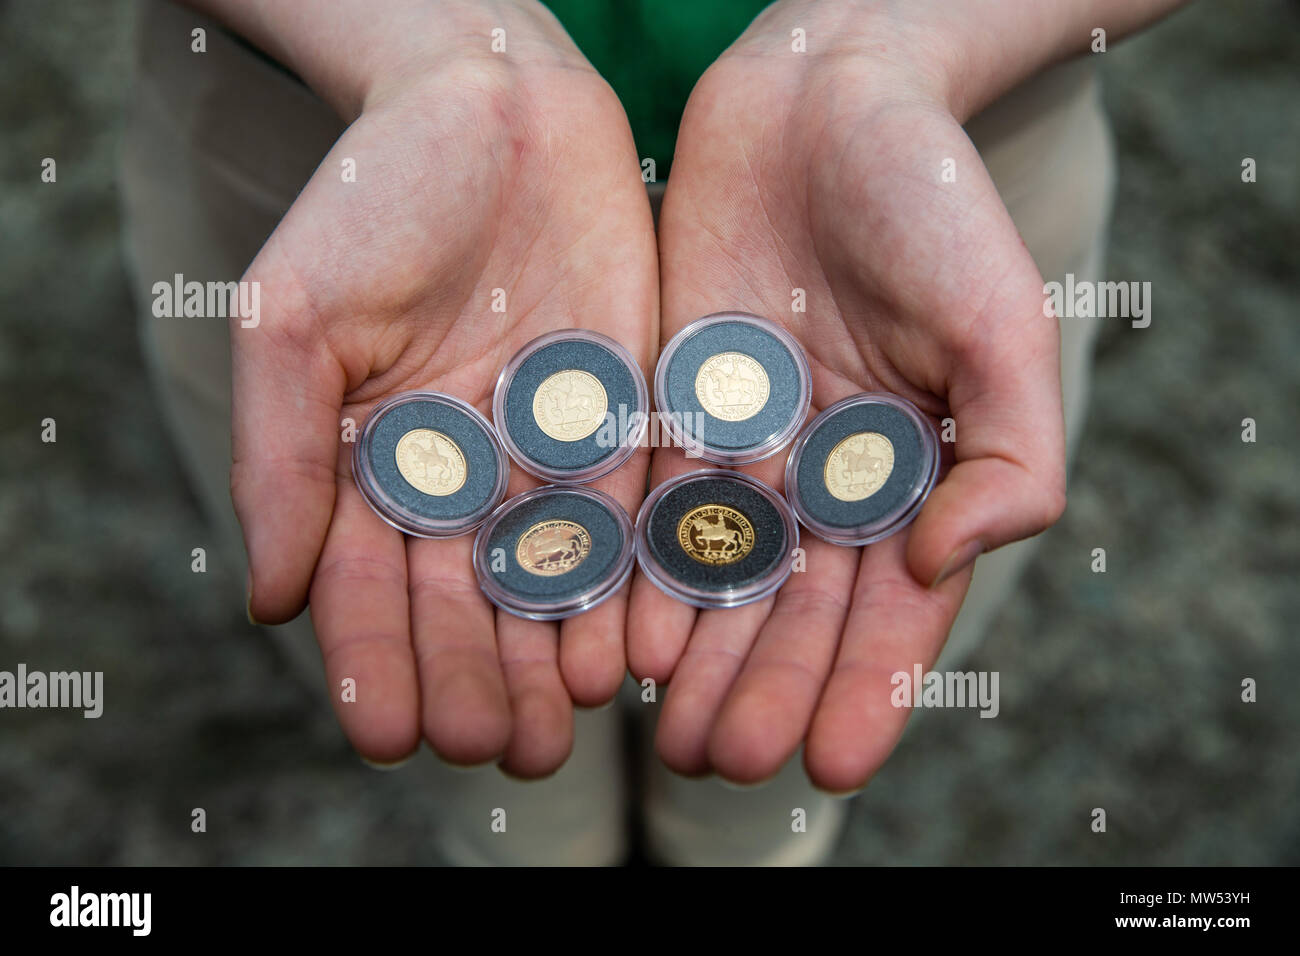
xmin=234 ymin=48 xmax=657 ymax=776
xmin=629 ymin=36 xmax=1066 ymax=792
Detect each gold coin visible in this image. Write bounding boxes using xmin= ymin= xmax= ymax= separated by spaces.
xmin=516 ymin=519 xmax=591 ymax=576
xmin=677 ymin=504 xmax=755 ymax=565
xmin=694 ymin=352 xmax=770 ymax=422
xmin=394 ymin=428 xmax=467 ymax=496
xmin=824 ymin=432 xmax=895 ymax=502
xmin=533 ymin=369 xmax=608 ymax=442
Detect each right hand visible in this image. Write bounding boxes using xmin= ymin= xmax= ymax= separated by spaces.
xmin=231 ymin=1 xmax=658 ymax=775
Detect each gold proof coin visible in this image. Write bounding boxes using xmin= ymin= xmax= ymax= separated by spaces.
xmin=694 ymin=352 xmax=770 ymax=422
xmin=516 ymin=520 xmax=591 ymax=576
xmin=677 ymin=505 xmax=755 ymax=565
xmin=394 ymin=428 xmax=467 ymax=496
xmin=533 ymin=369 xmax=608 ymax=441
xmin=825 ymin=432 xmax=895 ymax=502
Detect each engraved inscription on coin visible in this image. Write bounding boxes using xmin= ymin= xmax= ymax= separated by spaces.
xmin=516 ymin=519 xmax=592 ymax=576
xmin=394 ymin=428 xmax=467 ymax=496
xmin=825 ymin=432 xmax=895 ymax=502
xmin=677 ymin=504 xmax=755 ymax=565
xmin=694 ymin=352 xmax=770 ymax=422
xmin=533 ymin=369 xmax=608 ymax=441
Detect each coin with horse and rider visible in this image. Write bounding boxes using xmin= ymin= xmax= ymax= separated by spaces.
xmin=353 ymin=391 xmax=510 ymax=538
xmin=635 ymin=470 xmax=799 ymax=609
xmin=785 ymin=393 xmax=940 ymax=547
xmin=654 ymin=312 xmax=811 ymax=465
xmin=494 ymin=329 xmax=647 ymax=483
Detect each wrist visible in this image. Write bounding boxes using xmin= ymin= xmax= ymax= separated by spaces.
xmin=723 ymin=0 xmax=1184 ymax=122
xmin=716 ymin=1 xmax=963 ymax=114
xmin=353 ymin=0 xmax=592 ymax=117
xmin=185 ymin=0 xmax=585 ymax=121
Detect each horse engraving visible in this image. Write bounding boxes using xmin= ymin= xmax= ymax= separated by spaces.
xmin=842 ymin=437 xmax=886 ymax=488
xmin=689 ymin=514 xmax=742 ymax=555
xmin=545 ymin=376 xmax=598 ymax=424
xmin=526 ymin=527 xmax=583 ymax=569
xmin=410 ymin=439 xmax=452 ymax=480
xmin=701 ymin=357 xmax=761 ymax=408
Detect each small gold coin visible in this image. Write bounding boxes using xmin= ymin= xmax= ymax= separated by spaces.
xmin=394 ymin=428 xmax=467 ymax=496
xmin=533 ymin=369 xmax=608 ymax=441
xmin=677 ymin=504 xmax=755 ymax=565
xmin=694 ymin=352 xmax=770 ymax=422
xmin=825 ymin=432 xmax=895 ymax=502
xmin=516 ymin=520 xmax=592 ymax=576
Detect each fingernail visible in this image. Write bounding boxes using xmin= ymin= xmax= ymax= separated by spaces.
xmin=930 ymin=539 xmax=984 ymax=589
xmin=442 ymin=759 xmax=482 ymax=774
xmin=824 ymin=782 xmax=869 ymax=800
xmin=360 ymin=752 xmax=417 ymax=771
xmin=245 ymin=570 xmax=262 ymax=627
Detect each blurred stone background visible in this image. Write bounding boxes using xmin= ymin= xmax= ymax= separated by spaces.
xmin=0 ymin=0 xmax=1296 ymax=865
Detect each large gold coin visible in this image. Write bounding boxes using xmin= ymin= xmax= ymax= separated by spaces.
xmin=516 ymin=519 xmax=591 ymax=576
xmin=394 ymin=428 xmax=467 ymax=496
xmin=694 ymin=352 xmax=770 ymax=422
xmin=825 ymin=432 xmax=894 ymax=502
xmin=533 ymin=369 xmax=608 ymax=441
xmin=677 ymin=504 xmax=755 ymax=565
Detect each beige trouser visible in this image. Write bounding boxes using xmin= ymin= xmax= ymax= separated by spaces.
xmin=119 ymin=0 xmax=1112 ymax=865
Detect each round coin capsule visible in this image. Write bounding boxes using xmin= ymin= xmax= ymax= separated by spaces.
xmin=353 ymin=391 xmax=509 ymax=538
xmin=784 ymin=392 xmax=939 ymax=546
xmin=635 ymin=470 xmax=799 ymax=609
xmin=654 ymin=313 xmax=811 ymax=465
xmin=473 ymin=485 xmax=635 ymax=620
xmin=493 ymin=329 xmax=648 ymax=483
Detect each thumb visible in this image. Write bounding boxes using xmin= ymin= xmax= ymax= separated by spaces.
xmin=906 ymin=260 xmax=1067 ymax=589
xmin=230 ymin=272 xmax=346 ymax=624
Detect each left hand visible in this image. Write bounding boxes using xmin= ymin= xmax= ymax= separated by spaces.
xmin=628 ymin=0 xmax=1067 ymax=792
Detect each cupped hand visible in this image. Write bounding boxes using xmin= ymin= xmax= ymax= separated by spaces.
xmin=629 ymin=2 xmax=1066 ymax=792
xmin=233 ymin=3 xmax=657 ymax=775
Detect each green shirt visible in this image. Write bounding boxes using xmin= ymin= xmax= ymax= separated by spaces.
xmin=544 ymin=0 xmax=769 ymax=177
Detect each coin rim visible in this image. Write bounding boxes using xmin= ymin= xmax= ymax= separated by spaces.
xmin=531 ymin=368 xmax=610 ymax=442
xmin=394 ymin=427 xmax=468 ymax=497
xmin=823 ymin=431 xmax=896 ymax=503
xmin=693 ymin=351 xmax=772 ymax=423
xmin=515 ymin=518 xmax=593 ymax=577
xmin=676 ymin=503 xmax=756 ymax=566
